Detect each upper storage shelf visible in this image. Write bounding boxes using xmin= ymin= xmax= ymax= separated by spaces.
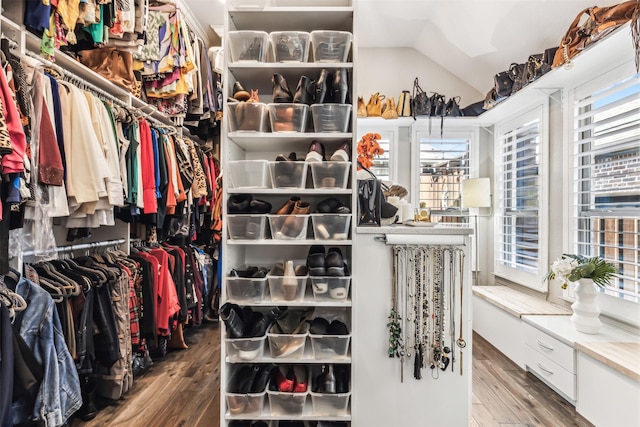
xmin=477 ymin=23 xmax=637 ymax=125
xmin=228 ymin=9 xmax=354 ymax=32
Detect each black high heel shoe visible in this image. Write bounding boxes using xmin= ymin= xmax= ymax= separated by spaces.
xmin=331 ymin=68 xmax=349 ymax=104
xmin=293 ymin=75 xmax=315 ymax=105
xmin=315 ymin=69 xmax=331 ymax=104
xmin=272 ymin=73 xmax=293 ymax=103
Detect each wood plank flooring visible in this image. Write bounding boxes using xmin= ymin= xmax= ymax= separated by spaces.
xmin=72 ymin=327 xmax=592 ymax=427
xmin=472 ymin=332 xmax=593 ymax=427
xmin=72 ymin=323 xmax=221 ymax=427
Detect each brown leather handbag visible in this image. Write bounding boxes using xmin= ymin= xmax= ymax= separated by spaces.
xmin=366 ymin=92 xmax=384 ymax=117
xmin=552 ymin=1 xmax=638 ymax=68
xmin=78 ymin=47 xmax=139 ymax=94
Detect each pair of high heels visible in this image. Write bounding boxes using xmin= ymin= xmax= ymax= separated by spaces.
xmin=270 ymin=365 xmax=307 ymax=393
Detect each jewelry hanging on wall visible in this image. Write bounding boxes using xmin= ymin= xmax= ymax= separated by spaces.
xmin=456 ymin=250 xmax=466 ymax=376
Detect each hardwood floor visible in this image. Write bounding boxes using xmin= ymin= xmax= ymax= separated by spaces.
xmin=471 ymin=332 xmax=593 ymax=427
xmin=72 ymin=323 xmax=221 ymax=427
xmin=72 ymin=326 xmax=591 ymax=427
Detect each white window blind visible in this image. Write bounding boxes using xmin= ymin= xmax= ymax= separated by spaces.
xmin=571 ymin=73 xmax=640 ymax=301
xmin=495 ymin=108 xmax=546 ymax=289
xmin=416 ymin=132 xmax=470 ymax=223
xmin=368 ymin=130 xmax=392 ymax=182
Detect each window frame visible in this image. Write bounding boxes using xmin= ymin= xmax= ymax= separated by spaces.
xmin=356 ymin=125 xmax=398 ymax=184
xmin=410 ymin=126 xmax=479 ymax=213
xmin=493 ymin=104 xmax=550 ymax=292
xmin=564 ymin=66 xmax=640 ymax=304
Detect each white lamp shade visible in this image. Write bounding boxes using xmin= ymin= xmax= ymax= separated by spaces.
xmin=461 ymin=178 xmax=491 ymax=208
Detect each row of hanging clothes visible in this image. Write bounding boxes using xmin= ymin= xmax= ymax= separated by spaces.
xmin=22 ymin=0 xmax=224 ymax=138
xmin=0 ymin=239 xmax=216 ymax=426
xmin=0 ymin=39 xmax=223 ymax=275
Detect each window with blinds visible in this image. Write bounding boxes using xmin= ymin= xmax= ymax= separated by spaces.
xmin=368 ymin=130 xmax=392 ymax=182
xmin=416 ymin=131 xmax=470 ymax=223
xmin=571 ymin=73 xmax=640 ymax=301
xmin=495 ymin=107 xmax=546 ymax=288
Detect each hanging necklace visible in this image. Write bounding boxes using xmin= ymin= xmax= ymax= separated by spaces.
xmin=456 ymin=250 xmax=466 ymax=376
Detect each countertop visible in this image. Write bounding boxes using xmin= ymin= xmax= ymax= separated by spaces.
xmin=473 ymin=286 xmax=572 ymax=318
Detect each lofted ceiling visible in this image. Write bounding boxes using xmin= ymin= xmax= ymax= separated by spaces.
xmin=184 ymin=0 xmax=625 ymax=92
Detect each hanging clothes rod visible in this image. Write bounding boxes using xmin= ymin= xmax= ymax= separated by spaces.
xmin=22 ymin=238 xmax=127 ymax=258
xmin=21 ymin=50 xmax=175 ymax=129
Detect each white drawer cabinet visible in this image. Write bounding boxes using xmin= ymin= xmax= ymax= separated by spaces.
xmin=523 ymin=343 xmax=576 ymax=401
xmin=523 ymin=321 xmax=576 ymax=401
xmin=523 ymin=322 xmax=575 ymax=373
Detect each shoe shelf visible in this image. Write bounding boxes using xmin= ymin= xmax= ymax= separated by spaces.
xmin=223 ymin=1 xmax=355 ymax=425
xmin=229 ymin=9 xmax=353 ymax=33
xmin=228 ymin=132 xmax=352 ymax=151
xmin=228 ymin=188 xmax=352 ymax=195
xmin=227 ymin=239 xmax=352 ymax=246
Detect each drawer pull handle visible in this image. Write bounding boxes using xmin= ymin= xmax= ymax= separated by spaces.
xmin=537 ymin=363 xmax=554 ymax=375
xmin=537 ymin=340 xmax=554 ymax=351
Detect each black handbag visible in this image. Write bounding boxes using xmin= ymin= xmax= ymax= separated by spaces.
xmin=445 ymin=96 xmax=462 ymax=117
xmin=461 ymin=100 xmax=485 ymax=117
xmin=412 ymin=77 xmax=430 ymax=118
xmin=526 ymin=47 xmax=557 ymax=83
xmin=357 ymin=162 xmax=392 ymax=226
xmin=508 ymin=63 xmax=528 ymax=94
xmin=430 ymin=93 xmax=447 ymax=117
xmin=357 ymin=178 xmax=383 ymax=226
xmin=494 ymin=70 xmax=514 ymax=98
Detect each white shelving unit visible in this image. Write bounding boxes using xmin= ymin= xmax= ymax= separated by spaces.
xmin=221 ymin=1 xmax=356 ymax=425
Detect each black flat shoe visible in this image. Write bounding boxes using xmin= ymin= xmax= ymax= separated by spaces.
xmin=327 ymin=319 xmax=349 ymax=335
xmin=326 ymin=247 xmax=346 ymax=277
xmin=248 ymin=199 xmax=272 ymax=214
xmin=308 ymin=317 xmax=330 ymax=334
xmin=317 ymin=197 xmax=350 ymax=214
xmin=307 ymin=245 xmax=326 ymax=276
xmin=228 ymin=194 xmax=252 ymax=213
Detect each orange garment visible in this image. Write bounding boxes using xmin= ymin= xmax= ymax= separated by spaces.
xmin=149 ymin=248 xmax=181 ymax=336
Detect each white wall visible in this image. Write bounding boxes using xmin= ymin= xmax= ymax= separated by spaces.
xmin=357 ymin=47 xmax=483 ymax=109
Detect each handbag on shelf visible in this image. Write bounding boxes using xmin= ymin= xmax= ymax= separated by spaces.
xmin=461 ymin=100 xmax=486 ymax=117
xmin=396 ymin=90 xmax=412 ymax=117
xmin=508 ymin=63 xmax=527 ymax=95
xmin=412 ymin=77 xmax=430 ymax=118
xmin=445 ymin=96 xmax=462 ymax=117
xmin=366 ymin=92 xmax=384 ymax=117
xmin=525 ymin=47 xmax=557 ymax=83
xmin=78 ymin=47 xmax=139 ymax=94
xmin=382 ymin=97 xmax=398 ymax=120
xmin=494 ymin=70 xmax=514 ymax=98
xmin=430 ymin=93 xmax=447 ymax=117
xmin=552 ymin=1 xmax=638 ymax=68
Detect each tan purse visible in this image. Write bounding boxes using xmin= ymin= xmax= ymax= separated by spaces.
xmin=357 ymin=96 xmax=367 ymax=118
xmin=366 ymin=92 xmax=384 ymax=117
xmin=382 ymin=97 xmax=398 ymax=120
xmin=396 ymin=90 xmax=412 ymax=117
xmin=78 ymin=47 xmax=139 ymax=93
